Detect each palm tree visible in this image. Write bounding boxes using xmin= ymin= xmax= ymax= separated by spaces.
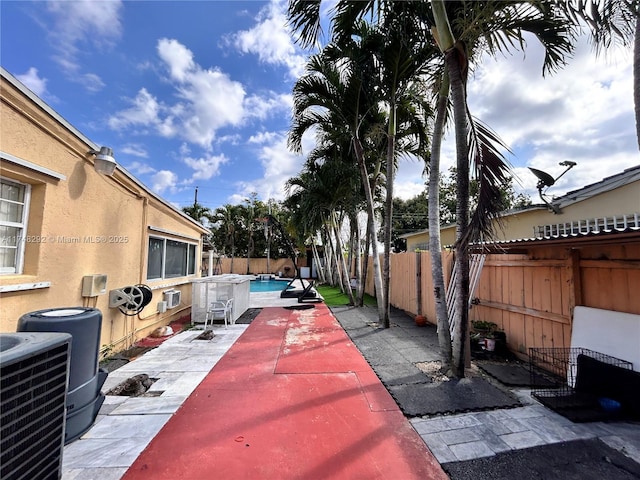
xmin=369 ymin=6 xmax=436 ymax=327
xmin=428 ymin=68 xmax=453 ymax=370
xmin=243 ymin=193 xmax=262 ymax=275
xmin=285 ymin=159 xmax=357 ymax=304
xmin=428 ymin=0 xmax=575 ymax=375
xmin=182 ymin=201 xmax=211 ymax=225
xmin=290 ymin=13 xmax=435 ymax=325
xmin=288 ymin=0 xmax=575 ymax=374
xmin=213 ymin=204 xmax=240 ymax=273
xmin=289 ymin=39 xmax=388 ymax=322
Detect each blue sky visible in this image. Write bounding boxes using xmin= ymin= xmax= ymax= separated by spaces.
xmin=1 ymin=0 xmax=637 ymax=213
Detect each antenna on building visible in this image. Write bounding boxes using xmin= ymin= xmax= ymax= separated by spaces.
xmin=528 ymin=161 xmax=577 ymax=214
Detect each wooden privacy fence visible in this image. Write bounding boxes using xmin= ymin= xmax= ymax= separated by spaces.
xmin=363 ymin=244 xmax=639 ymax=361
xmin=471 ymin=244 xmax=640 ymax=359
xmin=216 ymin=242 xmax=639 ymax=361
xmin=471 ymin=253 xmax=574 ymax=357
xmin=218 ymin=257 xmax=297 ymax=276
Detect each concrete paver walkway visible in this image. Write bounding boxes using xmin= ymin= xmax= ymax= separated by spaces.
xmin=62 ymin=325 xmax=247 ymax=480
xmin=331 ymin=305 xmax=640 ymax=473
xmin=63 ymin=299 xmax=640 ymax=479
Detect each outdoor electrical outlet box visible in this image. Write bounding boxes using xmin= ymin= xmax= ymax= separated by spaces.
xmin=158 ymin=301 xmax=167 ymax=313
xmin=82 ymin=274 xmax=107 ymax=297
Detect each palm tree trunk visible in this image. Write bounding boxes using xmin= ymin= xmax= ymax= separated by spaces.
xmin=446 ymin=46 xmax=471 ymax=378
xmin=312 ymin=242 xmax=325 ymax=283
xmin=332 ymin=213 xmax=355 ymax=304
xmin=353 ymin=137 xmax=386 ymax=324
xmin=246 ymin=231 xmax=253 ymax=275
xmin=350 ymin=211 xmax=363 ymax=305
xmin=359 ymin=214 xmax=372 ymax=307
xmin=323 ymin=227 xmax=336 ymax=286
xmin=433 ymin=0 xmax=470 ymax=377
xmin=347 ymin=218 xmax=355 ymax=278
xmin=322 ymin=229 xmax=333 ymax=285
xmin=429 ymin=70 xmax=453 ymax=372
xmin=331 ymin=229 xmax=343 ymax=289
xmin=382 ymin=105 xmax=397 ymax=329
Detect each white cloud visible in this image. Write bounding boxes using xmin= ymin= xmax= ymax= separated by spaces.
xmin=171 ymin=66 xmax=245 ymax=147
xmin=244 ymin=92 xmax=292 ymax=120
xmin=109 ymin=39 xmax=246 ymax=149
xmin=248 ymin=131 xmax=279 ymax=144
xmin=179 ymin=143 xmax=191 ymax=156
xmin=45 ymin=0 xmax=122 ymax=91
xmin=446 ymin=32 xmax=637 ymax=200
xmin=182 ymin=154 xmax=229 ymax=182
xmin=151 ymin=170 xmax=179 ymax=195
xmin=16 ymin=67 xmax=47 ymax=96
xmin=230 ymin=131 xmax=307 ymax=203
xmin=120 ymin=144 xmax=149 ymax=158
xmin=157 ymin=38 xmax=195 ymax=82
xmin=125 ymin=161 xmax=156 ymax=175
xmin=218 ymin=134 xmax=242 ymax=145
xmin=228 ymin=0 xmax=307 ymax=79
xmin=108 ymin=88 xmax=163 ymax=131
xmin=78 ymin=72 xmax=105 ymax=92
xmin=394 ymin=159 xmax=428 ymax=201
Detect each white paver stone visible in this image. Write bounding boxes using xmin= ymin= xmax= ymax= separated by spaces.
xmin=500 ymin=430 xmax=546 ymax=450
xmin=449 ymin=441 xmax=495 ymax=461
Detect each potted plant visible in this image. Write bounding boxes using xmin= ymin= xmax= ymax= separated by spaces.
xmin=483 ymin=331 xmax=497 ymax=352
xmin=415 ymin=314 xmax=427 ymax=327
xmin=471 ymin=320 xmax=497 ymax=335
xmin=471 ymin=320 xmax=499 ymax=351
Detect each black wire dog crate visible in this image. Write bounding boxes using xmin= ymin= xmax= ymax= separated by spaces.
xmin=529 ymin=347 xmax=633 ymax=422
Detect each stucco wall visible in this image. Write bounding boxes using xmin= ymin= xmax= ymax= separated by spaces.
xmin=406 ymin=182 xmax=640 ymax=251
xmin=0 ymin=73 xmax=207 ymax=353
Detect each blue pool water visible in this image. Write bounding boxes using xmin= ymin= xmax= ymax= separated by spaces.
xmin=250 ymin=279 xmax=291 ymax=292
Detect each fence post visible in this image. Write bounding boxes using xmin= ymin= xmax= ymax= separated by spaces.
xmin=416 ymin=251 xmax=422 ymax=316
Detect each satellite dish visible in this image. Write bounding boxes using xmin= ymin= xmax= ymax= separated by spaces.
xmin=528 ymin=162 xmax=578 ymax=214
xmin=528 ymin=167 xmax=555 ymax=189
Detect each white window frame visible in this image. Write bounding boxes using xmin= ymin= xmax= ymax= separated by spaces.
xmin=0 ymin=177 xmax=31 ymax=274
xmin=147 ymin=235 xmax=197 ymax=280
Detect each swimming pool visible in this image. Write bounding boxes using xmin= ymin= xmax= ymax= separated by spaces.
xmin=250 ymin=279 xmax=292 ymax=292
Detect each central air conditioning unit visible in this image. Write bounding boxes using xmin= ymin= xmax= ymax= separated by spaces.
xmin=1 ymin=332 xmax=71 ymax=480
xmin=163 ymin=289 xmax=181 ymax=309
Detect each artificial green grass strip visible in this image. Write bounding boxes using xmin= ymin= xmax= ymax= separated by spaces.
xmin=316 ymin=284 xmax=377 ymax=307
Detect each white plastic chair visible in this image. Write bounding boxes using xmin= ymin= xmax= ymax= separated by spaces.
xmin=204 ymin=298 xmax=234 ymax=329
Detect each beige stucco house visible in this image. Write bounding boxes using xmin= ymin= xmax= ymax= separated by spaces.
xmin=401 ymin=165 xmax=640 ymax=251
xmin=0 ymin=67 xmax=209 ymax=354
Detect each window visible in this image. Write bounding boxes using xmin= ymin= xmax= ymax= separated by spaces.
xmin=147 ymin=236 xmax=197 ymax=280
xmin=0 ymin=178 xmax=30 ymax=274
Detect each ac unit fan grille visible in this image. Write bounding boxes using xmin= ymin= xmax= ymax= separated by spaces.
xmin=1 ymin=344 xmax=69 ymax=480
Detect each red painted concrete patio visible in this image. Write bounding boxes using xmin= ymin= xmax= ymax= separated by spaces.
xmin=122 ymin=304 xmax=447 ymax=479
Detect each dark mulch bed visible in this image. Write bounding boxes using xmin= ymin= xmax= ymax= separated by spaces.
xmin=478 ymin=361 xmax=557 ymax=388
xmin=99 ymin=345 xmax=156 ymax=373
xmin=234 ymin=308 xmax=262 ymax=324
xmin=332 ymin=306 xmax=521 ymax=417
xmin=444 ymin=438 xmax=640 ymax=480
xmin=388 ymin=376 xmax=520 ymax=417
